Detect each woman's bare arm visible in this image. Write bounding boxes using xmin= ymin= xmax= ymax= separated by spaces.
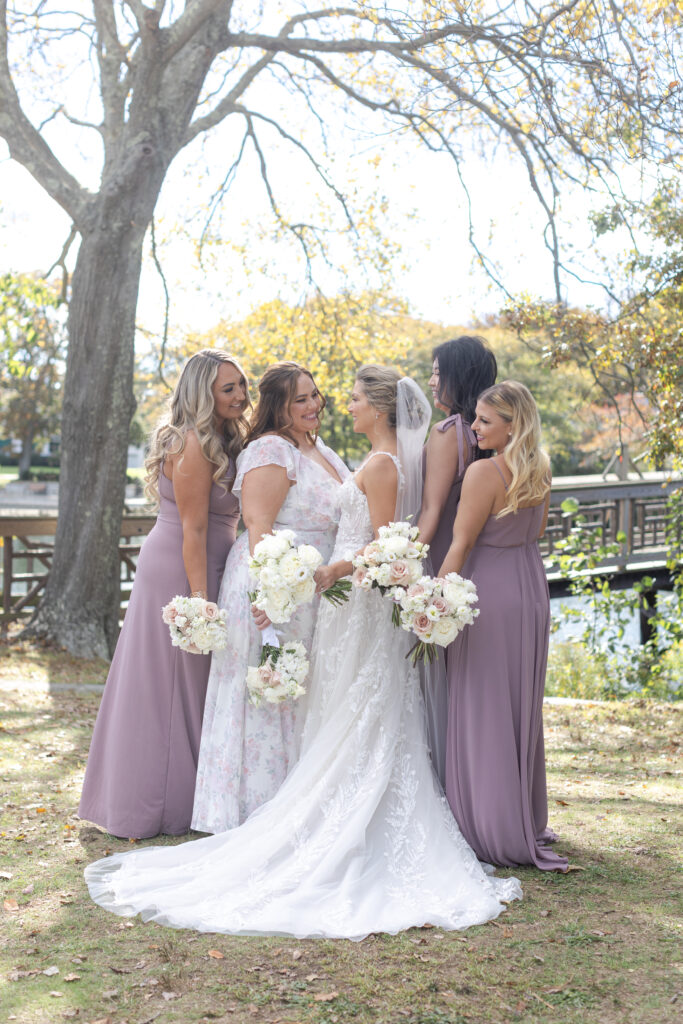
xmin=416 ymin=425 xmax=461 ymax=544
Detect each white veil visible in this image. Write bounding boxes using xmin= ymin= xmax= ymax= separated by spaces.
xmin=395 ymin=377 xmax=432 ymax=521
xmin=396 ymin=375 xmax=448 ymax=789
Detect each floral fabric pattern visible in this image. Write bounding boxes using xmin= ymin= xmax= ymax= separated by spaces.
xmin=191 ymin=434 xmax=349 ymax=833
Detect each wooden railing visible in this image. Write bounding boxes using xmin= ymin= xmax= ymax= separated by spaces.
xmin=1 ymin=472 xmax=681 ymax=631
xmin=541 ymin=474 xmax=682 ymax=567
xmin=1 ymin=512 xmax=155 ymax=629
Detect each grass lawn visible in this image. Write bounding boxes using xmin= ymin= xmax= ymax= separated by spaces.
xmin=0 ymin=642 xmax=681 ymax=1024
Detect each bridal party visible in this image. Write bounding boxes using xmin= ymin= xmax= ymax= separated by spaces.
xmin=79 ymin=340 xmax=569 ymax=939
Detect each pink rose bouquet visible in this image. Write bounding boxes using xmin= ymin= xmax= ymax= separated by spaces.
xmin=246 ymin=640 xmax=309 ymax=706
xmin=161 ymin=595 xmax=228 ymax=654
xmin=351 ymin=520 xmax=428 ymax=623
xmin=395 ymin=573 xmax=479 ymax=663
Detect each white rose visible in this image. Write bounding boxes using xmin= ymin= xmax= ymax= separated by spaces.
xmin=431 ymin=617 xmax=460 ymax=646
xmin=298 ymin=545 xmax=323 ymax=570
xmin=279 ymin=551 xmax=303 ymax=584
xmin=380 ymin=536 xmax=409 ymax=559
xmin=292 ymin=578 xmax=316 ymax=604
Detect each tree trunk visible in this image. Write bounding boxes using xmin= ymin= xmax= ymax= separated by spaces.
xmin=28 ymin=163 xmax=164 ymax=657
xmin=18 ymin=427 xmax=34 ymax=479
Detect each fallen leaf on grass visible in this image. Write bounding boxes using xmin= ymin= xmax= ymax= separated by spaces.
xmin=3 ymin=899 xmax=19 ymax=911
xmin=49 ymin=990 xmax=64 ymax=997
xmin=306 ymin=973 xmax=319 ymax=982
xmin=564 ymin=864 xmax=586 ymax=872
xmin=207 ymin=949 xmax=224 ymax=959
xmin=555 ymin=799 xmax=569 ymax=806
xmin=109 ymin=965 xmax=132 ymax=974
xmin=0 ymin=871 xmax=12 ymax=880
xmin=291 ymin=948 xmax=303 ymax=960
xmin=101 ymin=989 xmax=119 ymax=999
xmin=533 ymin=954 xmax=545 ymax=963
xmin=64 ymin=973 xmax=81 ymax=982
xmin=43 ymin=965 xmax=59 ymax=976
xmin=162 ymin=991 xmax=180 ymax=1000
xmin=313 ymin=991 xmax=339 ymax=1002
xmin=22 ymin=884 xmax=34 ymax=895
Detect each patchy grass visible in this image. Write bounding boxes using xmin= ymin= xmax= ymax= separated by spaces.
xmin=0 ymin=639 xmax=108 ymax=690
xmin=0 ymin=644 xmax=681 ymax=1024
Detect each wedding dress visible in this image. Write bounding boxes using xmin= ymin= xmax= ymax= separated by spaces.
xmin=85 ymin=443 xmax=522 ymax=938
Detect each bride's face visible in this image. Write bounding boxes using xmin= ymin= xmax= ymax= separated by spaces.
xmin=348 ymin=381 xmax=375 ymax=435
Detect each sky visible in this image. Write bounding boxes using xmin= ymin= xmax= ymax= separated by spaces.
xmin=0 ymin=2 xmax=632 ymax=344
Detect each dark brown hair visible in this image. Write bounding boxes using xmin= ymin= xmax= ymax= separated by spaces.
xmin=247 ymin=361 xmax=326 ymax=447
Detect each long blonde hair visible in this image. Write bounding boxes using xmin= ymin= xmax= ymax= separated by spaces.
xmin=477 ymin=380 xmax=551 ymax=517
xmin=144 ymin=350 xmax=251 ymax=504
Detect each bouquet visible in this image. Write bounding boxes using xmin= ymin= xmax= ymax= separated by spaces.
xmin=351 ymin=521 xmax=429 ymax=623
xmin=396 ymin=572 xmax=479 ymax=663
xmin=249 ymin=529 xmax=350 ymax=622
xmin=161 ymin=595 xmax=228 ymax=654
xmin=246 ymin=640 xmax=310 ymax=706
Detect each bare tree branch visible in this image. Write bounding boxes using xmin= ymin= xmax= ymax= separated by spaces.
xmin=0 ymin=1 xmax=91 ymax=225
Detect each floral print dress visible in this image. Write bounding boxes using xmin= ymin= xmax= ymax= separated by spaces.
xmin=191 ymin=434 xmax=349 ymax=834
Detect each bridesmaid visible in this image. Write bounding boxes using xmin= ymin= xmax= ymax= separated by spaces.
xmin=192 ymin=361 xmax=349 ymax=835
xmin=416 ymin=336 xmax=497 ymax=784
xmin=79 ymin=350 xmax=249 ymax=839
xmin=439 ymin=381 xmax=567 ymax=871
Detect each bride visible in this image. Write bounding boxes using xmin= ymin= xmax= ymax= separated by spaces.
xmin=84 ymin=367 xmax=521 ymax=939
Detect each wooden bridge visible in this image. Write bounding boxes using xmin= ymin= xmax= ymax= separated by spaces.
xmin=1 ymin=471 xmax=681 ymax=634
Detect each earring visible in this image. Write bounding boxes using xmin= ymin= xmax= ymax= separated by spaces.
xmin=375 ymin=413 xmax=379 ymax=420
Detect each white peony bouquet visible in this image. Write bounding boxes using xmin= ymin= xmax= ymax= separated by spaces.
xmin=395 ymin=572 xmax=479 ymax=663
xmin=351 ymin=521 xmax=429 ymax=623
xmin=249 ymin=529 xmax=350 ymax=621
xmin=161 ymin=595 xmax=228 ymax=654
xmin=246 ymin=640 xmax=310 ymax=706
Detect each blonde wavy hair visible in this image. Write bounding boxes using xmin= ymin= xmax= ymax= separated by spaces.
xmin=144 ymin=350 xmax=251 ymax=505
xmin=355 ymin=364 xmax=402 ymax=427
xmin=477 ymin=380 xmax=551 ymax=517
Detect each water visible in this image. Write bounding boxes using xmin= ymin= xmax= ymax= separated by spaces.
xmin=550 ymin=591 xmax=678 ymax=651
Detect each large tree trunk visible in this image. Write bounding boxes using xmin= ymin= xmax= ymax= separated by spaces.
xmin=18 ymin=427 xmax=34 ymax=479
xmin=29 ymin=158 xmax=165 ymax=657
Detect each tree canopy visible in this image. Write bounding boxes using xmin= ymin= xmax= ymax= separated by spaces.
xmin=1 ymin=1 xmax=681 ymax=656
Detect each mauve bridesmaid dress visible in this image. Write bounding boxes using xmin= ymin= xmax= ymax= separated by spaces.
xmin=426 ymin=414 xmax=478 ymax=575
xmin=78 ymin=467 xmax=239 ymax=839
xmin=444 ymin=499 xmax=567 ymax=871
xmin=420 ymin=414 xmax=477 ymax=785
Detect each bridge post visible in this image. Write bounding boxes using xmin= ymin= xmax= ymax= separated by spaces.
xmin=639 ymin=587 xmax=658 ymax=646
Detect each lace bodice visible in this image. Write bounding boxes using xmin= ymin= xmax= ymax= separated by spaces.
xmin=332 ymin=452 xmax=402 ymax=562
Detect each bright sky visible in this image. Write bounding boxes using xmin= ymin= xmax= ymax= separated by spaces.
xmin=0 ymin=2 xmax=630 ymax=343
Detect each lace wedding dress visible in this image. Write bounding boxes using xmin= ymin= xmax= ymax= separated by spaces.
xmin=84 ymin=463 xmax=522 ymax=938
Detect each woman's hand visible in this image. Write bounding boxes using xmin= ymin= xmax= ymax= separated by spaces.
xmin=251 ymin=605 xmax=272 ymax=631
xmin=314 ymin=563 xmax=341 ymax=594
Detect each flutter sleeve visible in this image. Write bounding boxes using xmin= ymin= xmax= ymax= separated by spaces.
xmin=233 ymin=435 xmax=298 ymax=500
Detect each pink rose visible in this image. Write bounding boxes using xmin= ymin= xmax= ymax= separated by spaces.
xmin=413 ymin=612 xmax=431 ymax=636
xmin=257 ymin=665 xmax=273 ymax=685
xmin=270 ymin=670 xmax=282 ymax=686
xmin=202 ymin=601 xmax=219 ymax=621
xmin=406 ymin=583 xmax=425 ymax=599
xmin=161 ymin=603 xmax=177 ymax=624
xmin=352 ymin=567 xmax=369 ymax=586
xmin=363 ymin=541 xmax=382 ymax=565
xmin=431 ymin=596 xmax=448 ymax=615
xmin=388 ymin=559 xmax=410 ymax=584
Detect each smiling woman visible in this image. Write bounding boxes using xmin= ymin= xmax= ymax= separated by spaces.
xmin=191 ymin=361 xmax=350 ymax=834
xmin=78 ymin=350 xmax=250 ymax=840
